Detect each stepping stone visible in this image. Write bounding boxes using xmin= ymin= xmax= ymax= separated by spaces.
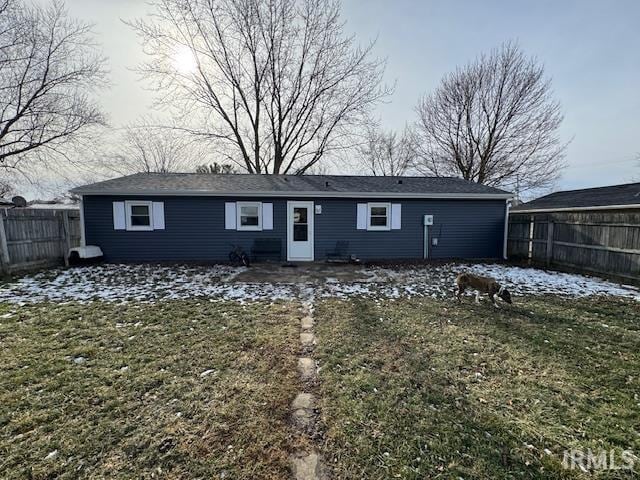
xmin=292 ymin=393 xmax=316 ymax=429
xmin=292 ymin=407 xmax=314 ymax=429
xmin=301 ymin=302 xmax=314 ymax=316
xmin=297 ymin=357 xmax=316 ymax=380
xmin=290 ymin=452 xmax=328 ymax=480
xmin=292 ymin=393 xmax=315 ymax=410
xmin=300 ymin=332 xmax=316 ymax=347
xmin=301 ymin=316 xmax=314 ymax=330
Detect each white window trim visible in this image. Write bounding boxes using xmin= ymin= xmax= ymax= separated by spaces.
xmin=236 ymin=201 xmax=263 ymax=231
xmin=367 ymin=202 xmax=391 ymax=231
xmin=125 ymin=200 xmax=154 ymax=231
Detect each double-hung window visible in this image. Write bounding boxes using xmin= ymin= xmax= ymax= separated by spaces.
xmin=367 ymin=203 xmax=391 ymax=231
xmin=125 ymin=201 xmax=153 ymax=231
xmin=237 ymin=202 xmax=262 ymax=231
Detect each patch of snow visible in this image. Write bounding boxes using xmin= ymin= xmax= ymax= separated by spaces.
xmin=44 ymin=450 xmax=58 ymax=460
xmin=0 ymin=264 xmax=296 ymax=304
xmin=200 ymin=369 xmax=215 ymax=377
xmin=0 ymin=262 xmax=636 ymax=304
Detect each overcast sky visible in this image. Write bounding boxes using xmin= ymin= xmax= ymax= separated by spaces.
xmin=61 ymin=0 xmax=639 ymax=192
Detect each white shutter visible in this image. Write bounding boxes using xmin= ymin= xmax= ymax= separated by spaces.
xmin=225 ymin=202 xmax=237 ymax=230
xmin=262 ymin=203 xmax=273 ymax=230
xmin=152 ymin=202 xmax=165 ymax=230
xmin=391 ymin=204 xmax=402 ymax=230
xmin=113 ymin=202 xmax=125 ymax=230
xmin=356 ymin=203 xmax=367 ymax=230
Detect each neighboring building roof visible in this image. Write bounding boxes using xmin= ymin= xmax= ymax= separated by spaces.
xmin=513 ymin=182 xmax=640 ymax=212
xmin=70 ymin=173 xmax=512 ymax=199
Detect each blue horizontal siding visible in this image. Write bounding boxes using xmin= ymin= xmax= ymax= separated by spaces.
xmin=83 ymin=195 xmax=506 ymax=262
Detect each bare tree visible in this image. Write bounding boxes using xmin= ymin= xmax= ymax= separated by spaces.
xmin=195 ymin=162 xmax=237 ymax=174
xmin=0 ymin=178 xmax=14 ymax=197
xmin=357 ymin=126 xmax=414 ymax=176
xmin=0 ymin=0 xmax=107 ymax=172
xmin=129 ymin=0 xmax=390 ymax=175
xmin=412 ymin=43 xmax=566 ymax=194
xmin=106 ymin=122 xmax=205 ymax=175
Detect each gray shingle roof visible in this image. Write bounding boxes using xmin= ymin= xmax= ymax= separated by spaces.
xmin=71 ymin=173 xmax=512 ymax=198
xmin=513 ymin=182 xmax=640 ymax=211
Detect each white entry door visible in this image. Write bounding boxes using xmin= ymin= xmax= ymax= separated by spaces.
xmin=287 ymin=201 xmax=314 ymax=261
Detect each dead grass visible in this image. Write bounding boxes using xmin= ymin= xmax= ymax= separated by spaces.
xmin=2 ymin=292 xmax=638 ymax=479
xmin=314 ymin=295 xmax=640 ymax=479
xmin=0 ymin=300 xmax=308 ymax=479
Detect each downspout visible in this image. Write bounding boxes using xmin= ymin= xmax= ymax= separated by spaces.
xmin=503 ymin=198 xmax=510 ymax=260
xmin=79 ymin=195 xmax=86 ymax=247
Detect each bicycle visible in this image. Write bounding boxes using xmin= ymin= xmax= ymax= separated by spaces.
xmin=228 ymin=245 xmax=251 ymax=267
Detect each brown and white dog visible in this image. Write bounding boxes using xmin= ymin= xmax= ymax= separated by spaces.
xmin=455 ymin=273 xmax=512 ymax=307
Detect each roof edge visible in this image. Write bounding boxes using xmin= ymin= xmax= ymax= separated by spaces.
xmin=531 ymin=181 xmax=640 ymax=198
xmin=511 ymin=204 xmax=640 ymax=213
xmin=72 ymin=189 xmax=513 ymax=200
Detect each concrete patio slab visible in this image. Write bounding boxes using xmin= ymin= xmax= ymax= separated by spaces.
xmin=232 ymin=262 xmax=371 ymax=284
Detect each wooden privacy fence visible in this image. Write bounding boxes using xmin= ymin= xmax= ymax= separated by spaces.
xmin=508 ymin=210 xmax=640 ymax=283
xmin=0 ymin=208 xmax=81 ymax=274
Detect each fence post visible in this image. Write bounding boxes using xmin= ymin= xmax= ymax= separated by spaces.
xmin=546 ymin=220 xmax=554 ymax=266
xmin=62 ymin=210 xmax=71 ymax=267
xmin=0 ymin=211 xmax=10 ymax=275
xmin=527 ymin=216 xmax=534 ymax=262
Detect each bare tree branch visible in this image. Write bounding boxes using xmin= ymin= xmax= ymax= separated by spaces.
xmin=0 ymin=0 xmax=107 ymax=173
xmin=357 ymin=125 xmax=414 ymax=176
xmin=412 ymin=42 xmax=567 ymax=195
xmin=0 ymin=176 xmax=13 ymax=197
xmin=103 ymin=120 xmax=206 ymax=175
xmin=128 ymin=0 xmax=390 ymax=174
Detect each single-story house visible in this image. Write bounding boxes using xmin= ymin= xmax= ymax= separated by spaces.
xmin=70 ymin=173 xmax=512 ymax=263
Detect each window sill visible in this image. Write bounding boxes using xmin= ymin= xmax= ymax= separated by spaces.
xmin=366 ymin=226 xmax=391 ymax=231
xmin=126 ymin=226 xmax=154 ymax=232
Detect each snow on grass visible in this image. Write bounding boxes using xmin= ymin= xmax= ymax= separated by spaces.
xmin=323 ymin=263 xmax=640 ymax=300
xmin=0 ymin=262 xmax=637 ymax=304
xmin=468 ymin=263 xmax=639 ymax=297
xmin=0 ymin=264 xmax=296 ymax=304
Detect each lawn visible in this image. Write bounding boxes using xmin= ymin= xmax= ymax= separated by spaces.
xmin=0 ymin=300 xmax=308 ymax=479
xmin=314 ymin=295 xmax=640 ymax=479
xmin=1 ymin=272 xmax=638 ymax=479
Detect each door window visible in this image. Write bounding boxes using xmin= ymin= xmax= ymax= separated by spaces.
xmin=293 ymin=207 xmax=308 ymax=241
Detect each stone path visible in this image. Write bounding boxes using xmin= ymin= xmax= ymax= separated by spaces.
xmin=289 ymin=299 xmax=328 ymax=480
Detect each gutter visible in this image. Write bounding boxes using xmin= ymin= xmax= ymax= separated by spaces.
xmin=511 ymin=204 xmax=640 ymax=213
xmin=70 ymin=189 xmax=513 ymax=200
xmin=503 ymin=199 xmax=510 ymax=259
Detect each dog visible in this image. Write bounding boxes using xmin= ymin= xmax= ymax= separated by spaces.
xmin=455 ymin=273 xmax=512 ymax=308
